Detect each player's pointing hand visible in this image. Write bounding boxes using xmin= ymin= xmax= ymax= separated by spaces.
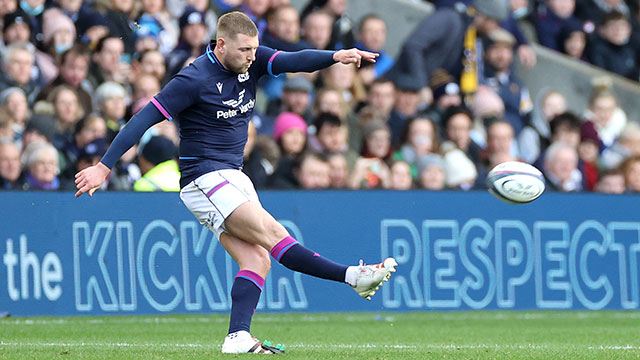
xmin=74 ymin=162 xmax=111 ymax=198
xmin=333 ymin=49 xmax=379 ymax=68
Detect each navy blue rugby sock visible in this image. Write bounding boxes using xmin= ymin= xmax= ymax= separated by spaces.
xmin=270 ymin=236 xmax=348 ymax=282
xmin=228 ymin=270 xmax=264 ymax=334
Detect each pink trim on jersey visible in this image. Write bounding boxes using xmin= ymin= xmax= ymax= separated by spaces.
xmin=150 ymin=98 xmax=172 ymax=120
xmin=236 ymin=270 xmax=265 ymax=290
xmin=268 ymin=50 xmax=283 ymax=65
xmin=270 ymin=236 xmax=297 ymax=261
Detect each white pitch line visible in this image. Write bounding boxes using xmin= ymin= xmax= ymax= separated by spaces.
xmin=1 ymin=342 xmax=639 ymax=351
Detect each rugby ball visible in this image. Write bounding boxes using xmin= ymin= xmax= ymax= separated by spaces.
xmin=486 ymin=161 xmax=545 ymax=204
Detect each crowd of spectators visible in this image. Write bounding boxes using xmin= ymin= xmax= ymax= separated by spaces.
xmin=0 ymin=0 xmax=638 ymax=194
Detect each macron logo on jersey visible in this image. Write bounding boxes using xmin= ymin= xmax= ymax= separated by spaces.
xmin=216 ymin=82 xmax=223 ymax=93
xmin=222 ymin=89 xmax=245 ymax=108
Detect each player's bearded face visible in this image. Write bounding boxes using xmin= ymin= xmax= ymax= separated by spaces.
xmin=221 ymin=34 xmax=259 ymax=74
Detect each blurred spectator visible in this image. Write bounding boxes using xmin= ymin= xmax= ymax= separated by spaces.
xmin=582 ymin=81 xmax=626 ymax=148
xmin=0 ymin=138 xmax=25 ymax=189
xmin=594 ymin=167 xmax=625 ymax=194
xmin=100 ymin=0 xmax=137 ymax=54
xmin=36 ymin=44 xmax=92 ymax=114
xmin=481 ymin=119 xmax=517 ymax=172
xmin=549 ymin=111 xmax=581 ymax=149
xmin=301 ymin=0 xmax=355 ymax=50
xmin=296 ymin=151 xmax=331 ymax=189
xmin=393 ymin=116 xmax=440 ymax=178
xmin=263 ymin=5 xmax=311 ymax=51
xmin=574 ymin=0 xmax=631 ymax=25
xmin=416 ymin=153 xmax=447 ymax=190
xmin=0 ymin=42 xmax=40 ymax=104
xmin=301 ymin=9 xmax=333 ymax=50
xmin=482 ymin=28 xmax=532 ymax=135
xmin=443 ymin=106 xmax=482 ymax=166
xmin=0 ymin=107 xmax=13 ymax=140
xmin=167 ymin=6 xmax=208 ymax=77
xmin=22 ymin=113 xmax=55 ymax=148
xmin=319 ymin=62 xmax=366 ymax=106
xmin=509 ymin=0 xmax=537 ymax=42
xmin=3 ymin=10 xmax=32 ymax=46
xmin=88 ymin=36 xmax=130 ymax=88
xmin=362 ymin=78 xmax=395 ymax=120
xmin=266 ymin=75 xmax=314 ymax=126
xmin=388 ymin=74 xmax=423 ymax=146
xmin=60 ymin=114 xmax=107 ymax=178
xmin=243 ymin=121 xmax=271 ymax=189
xmin=557 ymin=18 xmax=587 ymax=60
xmin=0 ymin=0 xmax=17 ymax=20
xmin=95 ymin=81 xmax=128 ymax=139
xmin=186 ymin=0 xmax=217 ymax=40
xmin=21 ymin=141 xmax=61 ymax=190
xmin=138 ymin=0 xmax=179 ymax=55
xmin=47 ymin=85 xmax=84 ymax=147
xmin=518 ymin=90 xmax=567 ymax=164
xmin=390 ymin=0 xmax=509 ymax=92
xmin=350 ymin=120 xmax=391 ymax=189
xmin=313 ymin=87 xmax=349 ymax=120
xmin=442 ymin=141 xmax=478 ymax=190
xmin=355 ymin=14 xmax=393 ymax=84
xmin=578 ymin=121 xmax=600 ymax=190
xmin=1 ymin=87 xmax=29 ymax=138
xmin=75 ymin=137 xmax=107 ymax=174
xmin=389 ymin=160 xmax=413 ymax=190
xmin=16 ymin=0 xmax=43 ymax=41
xmin=587 ymin=11 xmax=638 ymax=80
xmin=36 ymin=8 xmax=76 ymax=84
xmin=535 ymin=0 xmax=579 ymax=51
xmin=422 ymin=69 xmax=462 ymax=126
xmin=310 ymin=112 xmax=349 ymax=155
xmin=132 ymin=13 xmax=162 ymax=54
xmin=600 ymin=121 xmax=640 ymax=169
xmin=236 ymin=0 xmax=269 ymax=39
xmin=133 ymin=135 xmax=180 ymax=191
xmin=621 ymin=155 xmax=640 ymax=192
xmin=133 ymin=49 xmax=167 ymax=84
xmin=543 ymin=141 xmax=582 ymax=191
xmin=53 ymin=0 xmax=108 ymax=44
xmin=327 ymin=152 xmax=348 ymax=189
xmin=469 ymin=86 xmax=506 ymax=147
xmin=268 ymin=112 xmax=307 ymax=189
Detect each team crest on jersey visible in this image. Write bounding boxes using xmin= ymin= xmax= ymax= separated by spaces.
xmin=238 ymin=72 xmax=250 ymax=82
xmin=216 ymin=82 xmax=223 ymax=93
xmin=222 ymin=89 xmax=246 ymax=108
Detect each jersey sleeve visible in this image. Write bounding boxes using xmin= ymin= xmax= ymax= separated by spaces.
xmin=152 ymin=65 xmax=202 ymax=120
xmin=252 ymin=45 xmax=336 ymax=78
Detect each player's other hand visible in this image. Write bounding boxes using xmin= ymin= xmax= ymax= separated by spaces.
xmin=75 ymin=162 xmax=110 ymax=198
xmin=333 ymin=49 xmax=379 ymax=68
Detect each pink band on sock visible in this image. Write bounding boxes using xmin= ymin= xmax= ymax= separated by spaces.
xmin=236 ymin=270 xmax=265 ymax=290
xmin=270 ymin=236 xmax=297 ymax=262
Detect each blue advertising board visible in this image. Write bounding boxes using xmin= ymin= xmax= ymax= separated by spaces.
xmin=0 ymin=191 xmax=639 ymax=316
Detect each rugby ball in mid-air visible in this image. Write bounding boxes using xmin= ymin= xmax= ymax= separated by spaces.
xmin=486 ymin=161 xmax=545 ymax=204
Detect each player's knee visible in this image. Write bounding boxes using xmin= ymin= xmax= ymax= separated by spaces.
xmin=264 ymin=219 xmax=288 ymax=243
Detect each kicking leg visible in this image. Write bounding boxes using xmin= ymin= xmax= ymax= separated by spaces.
xmin=224 ymin=201 xmax=397 ymax=299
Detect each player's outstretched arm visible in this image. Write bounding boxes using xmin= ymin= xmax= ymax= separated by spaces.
xmin=333 ymin=48 xmax=379 ymax=68
xmin=74 ymin=102 xmax=165 ymax=198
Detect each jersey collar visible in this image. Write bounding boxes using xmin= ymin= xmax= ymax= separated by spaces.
xmin=205 ymin=42 xmax=230 ymax=73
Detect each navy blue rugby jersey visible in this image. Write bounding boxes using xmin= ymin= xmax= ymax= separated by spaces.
xmin=152 ymin=44 xmax=301 ymax=188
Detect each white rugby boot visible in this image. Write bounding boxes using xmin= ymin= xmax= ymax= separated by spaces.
xmin=351 ymin=257 xmax=398 ymax=300
xmin=221 ymin=331 xmax=285 ymax=354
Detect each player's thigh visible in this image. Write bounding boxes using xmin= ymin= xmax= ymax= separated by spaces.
xmin=224 ymin=201 xmax=289 ymax=251
xmin=219 ymin=232 xmax=271 ymax=279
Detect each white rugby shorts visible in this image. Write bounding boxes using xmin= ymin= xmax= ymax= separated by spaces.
xmin=180 ymin=169 xmax=260 ymax=238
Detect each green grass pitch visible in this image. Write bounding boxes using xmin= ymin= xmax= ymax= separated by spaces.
xmin=1 ymin=312 xmax=639 ymax=359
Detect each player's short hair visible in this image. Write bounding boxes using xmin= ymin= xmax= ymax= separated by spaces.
xmin=216 ymin=11 xmax=258 ymax=41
